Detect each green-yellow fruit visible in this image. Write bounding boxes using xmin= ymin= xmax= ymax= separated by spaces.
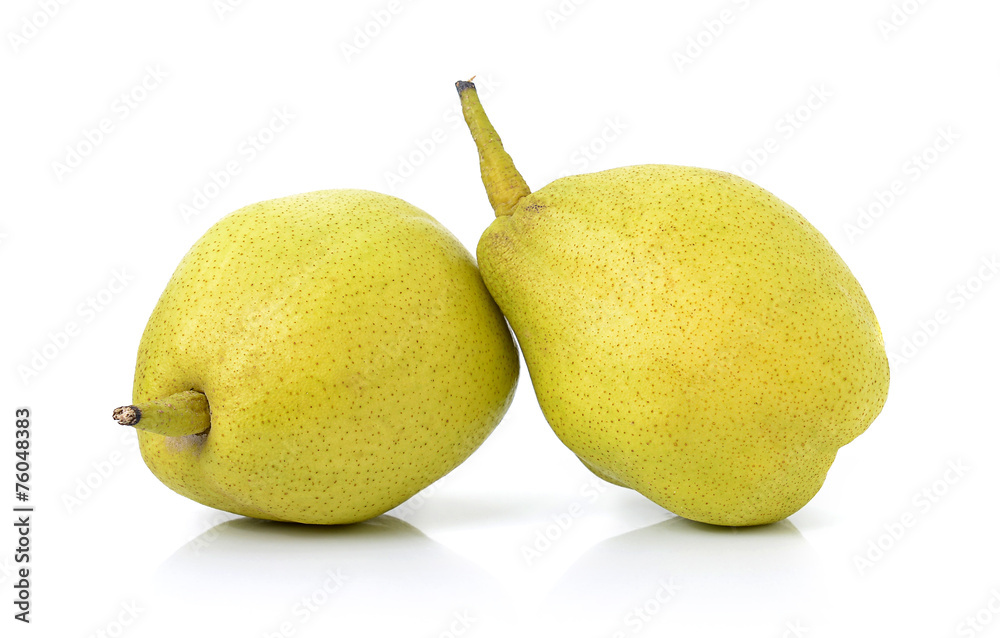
xmin=117 ymin=189 xmax=519 ymax=524
xmin=457 ymin=80 xmax=888 ymax=526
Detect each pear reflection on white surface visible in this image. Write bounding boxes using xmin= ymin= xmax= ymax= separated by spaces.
xmin=149 ymin=515 xmax=512 ymax=636
xmin=540 ymin=516 xmax=828 ymax=636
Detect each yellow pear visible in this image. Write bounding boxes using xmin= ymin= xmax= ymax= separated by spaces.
xmin=113 ymin=189 xmax=518 ymax=524
xmin=456 ymin=80 xmax=888 ymax=526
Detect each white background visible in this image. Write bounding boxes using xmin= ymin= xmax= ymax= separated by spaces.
xmin=2 ymin=0 xmax=999 ymax=636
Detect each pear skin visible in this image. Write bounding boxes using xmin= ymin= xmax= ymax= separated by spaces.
xmin=119 ymin=189 xmax=518 ymax=524
xmin=457 ymin=81 xmax=888 ymax=526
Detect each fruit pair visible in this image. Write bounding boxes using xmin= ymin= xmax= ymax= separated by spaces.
xmin=113 ymin=81 xmax=888 ymax=526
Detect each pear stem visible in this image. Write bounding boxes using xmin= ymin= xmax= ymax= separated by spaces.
xmin=112 ymin=390 xmax=211 ymax=437
xmin=456 ymin=79 xmax=531 ymax=217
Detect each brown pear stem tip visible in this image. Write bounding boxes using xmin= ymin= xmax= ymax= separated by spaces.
xmin=112 ymin=405 xmax=141 ymax=426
